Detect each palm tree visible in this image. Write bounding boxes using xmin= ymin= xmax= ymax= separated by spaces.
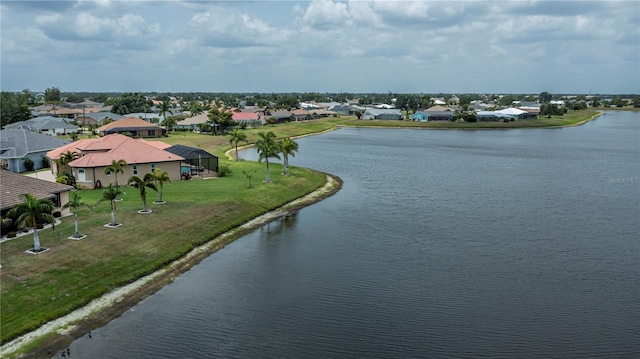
xmin=62 ymin=191 xmax=91 ymax=239
xmin=104 ymin=159 xmax=127 ymax=199
xmin=255 ymin=131 xmax=280 ymax=183
xmin=152 ymin=168 xmax=171 ymax=204
xmin=55 ymin=150 xmax=78 ymax=173
xmin=99 ymin=185 xmax=123 ymax=227
xmin=280 ymin=137 xmax=299 ymax=175
xmin=128 ymin=173 xmax=157 ymax=213
xmin=163 ymin=116 xmax=178 ymax=133
xmin=229 ymin=128 xmax=248 ymax=161
xmin=159 ymin=99 xmax=173 ymax=125
xmin=8 ymin=193 xmax=55 ymax=251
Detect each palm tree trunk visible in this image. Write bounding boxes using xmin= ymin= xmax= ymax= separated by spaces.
xmin=235 ymin=143 xmax=239 ymax=161
xmin=33 ymin=227 xmax=41 ymax=251
xmin=110 ymin=210 xmax=116 ymax=226
xmin=74 ymin=212 xmax=80 ymax=237
xmin=142 ymin=195 xmax=148 ymax=212
xmin=265 ymin=159 xmax=271 ymax=182
xmin=283 ymin=157 xmax=289 ymax=175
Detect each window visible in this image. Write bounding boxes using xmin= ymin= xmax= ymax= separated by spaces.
xmin=133 ymin=165 xmax=138 ymax=175
xmin=151 ymin=163 xmax=156 ymax=171
xmin=106 ymin=170 xmax=112 ymax=176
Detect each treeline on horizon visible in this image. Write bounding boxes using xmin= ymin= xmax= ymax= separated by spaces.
xmin=2 ymin=88 xmax=639 ymax=128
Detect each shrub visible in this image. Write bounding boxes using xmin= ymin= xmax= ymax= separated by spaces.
xmin=23 ymin=157 xmax=35 ymax=172
xmin=36 ymin=224 xmax=44 ymax=229
xmin=217 ymin=163 xmax=232 ymax=177
xmin=7 ymin=231 xmax=16 ymax=238
xmin=53 ymin=211 xmax=62 ymax=218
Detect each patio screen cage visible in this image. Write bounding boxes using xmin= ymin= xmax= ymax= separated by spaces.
xmin=164 ymin=144 xmax=219 ymax=178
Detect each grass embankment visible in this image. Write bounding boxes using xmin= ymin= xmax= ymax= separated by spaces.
xmin=1 ymin=161 xmax=327 ymax=347
xmin=335 ymin=110 xmax=602 ymax=129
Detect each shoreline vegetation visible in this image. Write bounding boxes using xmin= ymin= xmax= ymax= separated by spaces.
xmin=0 ymin=110 xmax=606 ymax=357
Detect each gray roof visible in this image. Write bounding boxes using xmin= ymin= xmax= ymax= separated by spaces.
xmin=79 ymin=112 xmax=123 ymax=121
xmin=4 ymin=117 xmax=79 ymax=132
xmin=0 ymin=129 xmax=68 ymax=159
xmin=0 ymin=170 xmax=74 ymax=211
xmin=364 ymin=108 xmax=402 ymax=115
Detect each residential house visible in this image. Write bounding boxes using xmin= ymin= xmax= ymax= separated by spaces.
xmin=46 ymin=134 xmax=185 ymax=189
xmin=232 ymin=112 xmax=263 ymax=126
xmin=410 ymin=110 xmax=455 ymax=122
xmin=0 ymin=170 xmax=74 ymax=218
xmin=0 ymin=129 xmax=68 ymax=173
xmin=362 ymin=108 xmax=403 ymax=120
xmin=4 ymin=117 xmax=80 ymax=136
xmin=290 ymin=109 xmax=310 ymax=121
xmin=265 ymin=110 xmax=294 ymax=123
xmin=97 ymin=117 xmax=166 ymax=137
xmin=308 ymin=109 xmax=337 ymax=118
xmin=74 ymin=112 xmax=123 ymax=128
xmin=175 ymin=112 xmax=209 ymax=131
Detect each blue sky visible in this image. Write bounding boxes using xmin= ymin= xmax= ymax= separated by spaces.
xmin=1 ymin=0 xmax=638 ymax=94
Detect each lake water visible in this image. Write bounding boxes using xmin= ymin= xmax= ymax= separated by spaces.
xmin=70 ymin=112 xmax=639 ymax=358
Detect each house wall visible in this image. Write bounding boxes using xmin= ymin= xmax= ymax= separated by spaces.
xmin=73 ymin=161 xmax=183 ymax=189
xmin=4 ymin=152 xmax=49 ymax=173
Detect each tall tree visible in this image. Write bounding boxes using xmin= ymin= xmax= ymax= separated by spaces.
xmin=280 ymin=137 xmax=299 ymax=175
xmin=163 ymin=116 xmax=178 ymax=132
xmin=128 ymin=173 xmax=157 ymax=213
xmin=0 ymin=92 xmax=31 ymax=127
xmin=539 ymin=91 xmax=553 ymax=103
xmin=99 ymin=185 xmax=123 ymax=226
xmin=152 ymin=168 xmax=171 ymax=203
xmin=44 ymin=87 xmax=61 ymax=103
xmin=255 ymin=131 xmax=280 ymax=182
xmin=207 ymin=107 xmax=234 ymax=135
xmin=229 ymin=128 xmax=248 ymax=161
xmin=159 ymin=99 xmax=173 ymax=124
xmin=62 ymin=191 xmax=91 ymax=239
xmin=8 ymin=193 xmax=55 ymax=251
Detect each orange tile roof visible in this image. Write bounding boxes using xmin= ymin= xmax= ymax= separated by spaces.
xmin=46 ymin=134 xmax=182 ymax=168
xmin=97 ymin=117 xmax=162 ymax=131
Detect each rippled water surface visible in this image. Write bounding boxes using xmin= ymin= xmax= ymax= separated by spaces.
xmin=71 ymin=112 xmax=639 ymax=358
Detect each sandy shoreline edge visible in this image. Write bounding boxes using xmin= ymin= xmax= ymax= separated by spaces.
xmin=1 ymin=174 xmax=342 ymax=358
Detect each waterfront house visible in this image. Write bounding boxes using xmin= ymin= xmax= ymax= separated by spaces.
xmin=46 ymin=134 xmax=184 ymax=189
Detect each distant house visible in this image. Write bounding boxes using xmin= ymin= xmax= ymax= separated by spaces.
xmin=265 ymin=110 xmax=294 ymax=123
xmin=362 ymin=108 xmax=403 ymax=120
xmin=476 ymin=108 xmax=537 ymax=121
xmin=46 ymin=134 xmax=185 ymax=189
xmin=308 ymin=109 xmax=336 ymax=118
xmin=410 ymin=110 xmax=455 ymax=122
xmin=175 ymin=112 xmax=209 ymax=132
xmin=0 ymin=170 xmax=74 ymax=218
xmin=232 ymin=112 xmax=263 ymax=126
xmin=74 ymin=112 xmax=123 ymax=128
xmin=0 ymin=129 xmax=67 ymax=173
xmin=97 ymin=117 xmax=166 ymax=137
xmin=4 ymin=117 xmax=80 ymax=136
xmin=290 ymin=109 xmax=309 ymax=121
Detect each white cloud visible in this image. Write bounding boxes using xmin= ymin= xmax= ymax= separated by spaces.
xmin=296 ymin=0 xmax=351 ymax=30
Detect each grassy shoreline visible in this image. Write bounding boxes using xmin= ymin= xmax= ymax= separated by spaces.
xmin=0 ymin=109 xmax=606 ymax=357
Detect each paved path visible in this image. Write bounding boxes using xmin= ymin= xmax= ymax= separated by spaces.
xmin=25 ymin=170 xmax=57 ymax=182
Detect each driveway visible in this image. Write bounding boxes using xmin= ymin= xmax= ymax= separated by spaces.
xmin=25 ymin=170 xmax=57 ymax=182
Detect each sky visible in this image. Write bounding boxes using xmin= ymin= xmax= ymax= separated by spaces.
xmin=1 ymin=0 xmax=638 ymax=94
